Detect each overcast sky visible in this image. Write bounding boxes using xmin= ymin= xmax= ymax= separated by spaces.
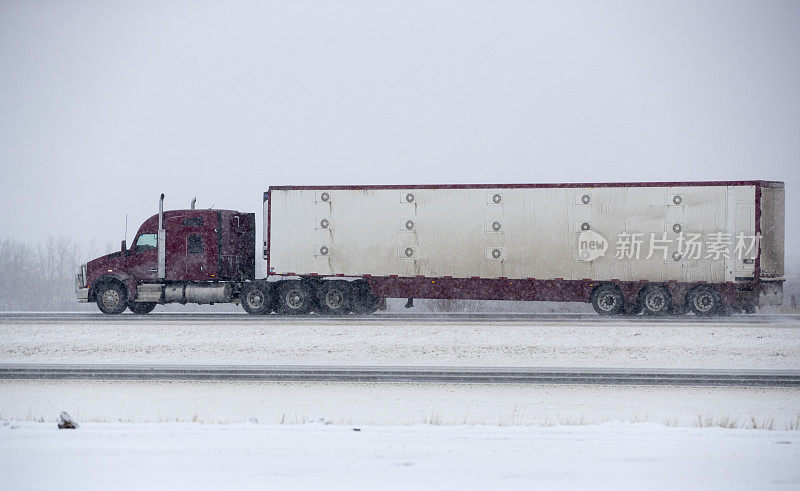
xmin=1 ymin=1 xmax=798 ymax=264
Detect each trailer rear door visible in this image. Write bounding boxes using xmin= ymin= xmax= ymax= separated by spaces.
xmin=760 ymin=186 xmax=785 ymax=278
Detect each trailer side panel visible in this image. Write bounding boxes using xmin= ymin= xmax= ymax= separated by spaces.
xmin=267 ymin=184 xmax=763 ymax=283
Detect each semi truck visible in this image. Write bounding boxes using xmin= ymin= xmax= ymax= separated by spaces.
xmin=76 ymin=180 xmax=785 ymax=316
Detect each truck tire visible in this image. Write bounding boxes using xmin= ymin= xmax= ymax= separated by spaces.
xmin=316 ymin=281 xmax=352 ymax=315
xmin=96 ymin=282 xmax=128 ymax=315
xmin=687 ymin=285 xmax=721 ymax=316
xmin=128 ymin=302 xmax=156 ymax=315
xmin=241 ymin=282 xmax=272 ymax=315
xmin=276 ymin=281 xmax=315 ymax=315
xmin=640 ymin=285 xmax=672 ymax=316
xmin=591 ymin=284 xmax=624 ymax=315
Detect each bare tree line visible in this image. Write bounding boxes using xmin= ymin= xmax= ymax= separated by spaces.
xmin=0 ymin=236 xmax=113 ymax=311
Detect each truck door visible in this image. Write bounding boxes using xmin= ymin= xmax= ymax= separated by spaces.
xmin=127 ymin=232 xmax=158 ymax=281
xmin=165 ymin=214 xmax=218 ymax=281
xmin=184 ymin=232 xmax=207 ymax=278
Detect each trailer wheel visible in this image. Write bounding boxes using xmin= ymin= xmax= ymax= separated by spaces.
xmin=241 ymin=282 xmax=272 ymax=315
xmin=128 ymin=302 xmax=156 ymax=315
xmin=640 ymin=285 xmax=672 ymax=316
xmin=276 ymin=281 xmax=315 ymax=315
xmin=687 ymin=286 xmax=721 ymax=316
xmin=96 ymin=282 xmax=128 ymax=315
xmin=316 ymin=281 xmax=352 ymax=315
xmin=591 ymin=284 xmax=624 ymax=315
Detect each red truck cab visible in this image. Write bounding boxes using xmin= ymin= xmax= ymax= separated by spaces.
xmin=76 ymin=205 xmax=254 ymax=314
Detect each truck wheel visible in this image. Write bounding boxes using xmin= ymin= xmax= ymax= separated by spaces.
xmin=687 ymin=286 xmax=721 ymax=316
xmin=241 ymin=282 xmax=272 ymax=315
xmin=276 ymin=281 xmax=315 ymax=315
xmin=96 ymin=282 xmax=128 ymax=315
xmin=128 ymin=302 xmax=156 ymax=315
xmin=640 ymin=285 xmax=672 ymax=316
xmin=316 ymin=281 xmax=352 ymax=315
xmin=591 ymin=285 xmax=624 ymax=315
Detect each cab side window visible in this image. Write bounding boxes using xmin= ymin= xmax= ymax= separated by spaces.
xmin=133 ymin=233 xmax=157 ymax=253
xmin=187 ymin=235 xmax=203 ymax=254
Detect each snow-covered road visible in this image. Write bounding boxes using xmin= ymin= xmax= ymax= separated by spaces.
xmin=2 ymin=314 xmax=798 ymax=368
xmin=1 ymin=421 xmax=798 ymax=490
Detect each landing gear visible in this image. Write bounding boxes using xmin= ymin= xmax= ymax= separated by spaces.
xmin=128 ymin=302 xmax=156 ymax=315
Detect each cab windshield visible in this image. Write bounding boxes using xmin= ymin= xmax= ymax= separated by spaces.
xmin=133 ymin=233 xmax=157 ymax=252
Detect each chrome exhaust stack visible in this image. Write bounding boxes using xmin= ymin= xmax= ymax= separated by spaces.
xmin=157 ymin=193 xmax=166 ymax=279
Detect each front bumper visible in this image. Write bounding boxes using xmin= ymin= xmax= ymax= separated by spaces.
xmin=75 ymin=264 xmax=89 ymax=303
xmin=76 ymin=287 xmax=89 ymax=303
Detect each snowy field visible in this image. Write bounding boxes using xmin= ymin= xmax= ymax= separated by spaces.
xmin=2 ymin=380 xmax=799 ymax=428
xmin=1 ymin=421 xmax=799 ymax=490
xmin=2 ymin=316 xmax=799 ymax=368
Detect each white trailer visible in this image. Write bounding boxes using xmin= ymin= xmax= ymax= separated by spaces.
xmin=257 ymin=181 xmax=784 ymax=316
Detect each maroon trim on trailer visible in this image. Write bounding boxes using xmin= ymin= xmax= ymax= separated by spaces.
xmin=358 ymin=276 xmax=737 ymax=306
xmin=264 ymin=272 xmax=740 ymax=306
xmin=269 ymin=180 xmax=783 ymax=192
xmin=363 ymin=276 xmax=592 ymax=303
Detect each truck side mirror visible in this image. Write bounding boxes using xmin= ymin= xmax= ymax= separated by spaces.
xmin=121 ymin=240 xmax=127 ymax=255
